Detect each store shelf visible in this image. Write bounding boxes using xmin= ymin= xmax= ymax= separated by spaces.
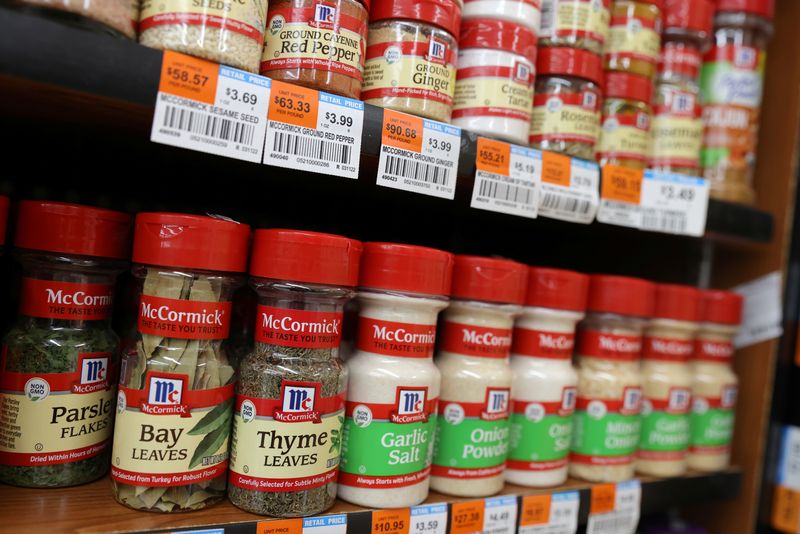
xmin=0 ymin=469 xmax=741 ymax=533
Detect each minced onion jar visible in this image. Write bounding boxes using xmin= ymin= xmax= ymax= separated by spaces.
xmin=462 ymin=0 xmax=541 ymax=35
xmin=605 ymin=0 xmax=663 ymax=79
xmin=597 ymin=72 xmax=654 ymax=169
xmin=538 ymin=0 xmax=611 ymax=55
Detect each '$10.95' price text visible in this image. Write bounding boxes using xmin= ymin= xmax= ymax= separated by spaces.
xmin=167 ymin=67 xmax=208 ymax=87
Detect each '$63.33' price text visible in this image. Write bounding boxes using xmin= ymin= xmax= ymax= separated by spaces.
xmin=273 ymin=95 xmax=311 ymax=113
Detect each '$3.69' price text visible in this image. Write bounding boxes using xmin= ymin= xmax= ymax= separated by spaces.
xmin=273 ymin=95 xmax=312 ymax=113
xmin=225 ymin=88 xmax=258 ymax=104
xmin=167 ymin=67 xmax=208 ymax=87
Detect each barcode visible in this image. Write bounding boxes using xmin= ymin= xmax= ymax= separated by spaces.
xmin=272 ymin=131 xmax=352 ymax=164
xmin=589 ymin=512 xmax=636 ymax=534
xmin=476 ymin=175 xmax=535 ymax=205
xmin=539 ymin=0 xmax=555 ymax=35
xmin=642 ymin=209 xmax=687 ymax=233
xmin=384 ymin=154 xmax=450 ymax=185
xmin=541 ymin=191 xmax=593 ymax=214
xmin=162 ymin=105 xmax=255 ymax=145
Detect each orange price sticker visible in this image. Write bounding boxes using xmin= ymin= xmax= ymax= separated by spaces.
xmin=382 ymin=109 xmax=424 ymax=152
xmin=541 ymin=151 xmax=572 ymax=187
xmin=590 ymin=484 xmax=617 ymax=515
xmin=520 ymin=494 xmax=552 ymax=526
xmin=372 ymin=508 xmax=411 ymax=534
xmin=159 ymin=50 xmax=218 ymax=104
xmin=450 ymin=500 xmax=485 ymax=534
xmin=476 ymin=137 xmax=511 ymax=176
xmin=601 ymin=165 xmax=643 ymax=204
xmin=268 ymin=80 xmax=319 ymax=129
xmin=257 ymin=518 xmax=303 ymax=534
xmin=772 ymin=485 xmax=800 ymax=533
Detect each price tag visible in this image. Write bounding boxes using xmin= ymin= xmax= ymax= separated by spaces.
xmin=640 ymin=171 xmax=709 ymax=236
xmin=471 ymin=137 xmax=540 ymax=219
xmin=586 ymin=480 xmax=641 ymax=534
xmin=409 ymin=503 xmax=447 ymax=534
xmin=377 ymin=109 xmax=460 ymax=199
xmin=372 ymin=509 xmax=411 ymax=534
xmin=450 ymin=500 xmax=485 ymax=534
xmin=483 ymin=495 xmax=518 ymax=534
xmin=538 ymin=152 xmax=599 ymax=224
xmin=778 ymin=426 xmax=800 ymax=491
xmin=258 ymin=520 xmax=303 ymax=534
xmin=597 ymin=165 xmax=644 ymax=229
xmin=772 ymin=485 xmax=800 ymax=533
xmin=302 ymin=514 xmax=347 ymax=534
xmin=263 ymin=80 xmax=363 ymax=179
xmin=519 ymin=492 xmax=580 ymax=534
xmin=169 ymin=530 xmax=225 ymax=534
xmin=152 ymin=51 xmax=269 ymax=163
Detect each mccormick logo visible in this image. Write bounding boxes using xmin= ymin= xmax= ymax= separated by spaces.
xmin=621 ymin=387 xmax=642 ymax=415
xmin=697 ymin=340 xmax=734 ymax=359
xmin=668 ymin=387 xmax=691 ymax=413
xmin=141 ymin=373 xmax=190 ymax=416
xmin=539 ymin=332 xmax=574 ymax=351
xmin=73 ymin=354 xmax=110 ymax=394
xmin=46 ymin=288 xmax=112 ymax=308
xmin=598 ymin=335 xmax=641 ymax=354
xmin=670 ymin=92 xmax=696 ymax=115
xmin=391 ymin=387 xmax=428 ymax=423
xmin=636 ymin=112 xmax=650 ymax=130
xmin=262 ymin=313 xmax=341 ymax=335
xmin=274 ymin=381 xmax=321 ymax=423
xmin=561 ymin=386 xmax=577 ymax=415
xmin=734 ymin=46 xmax=758 ymax=69
xmin=372 ymin=325 xmax=436 ymax=345
xmin=462 ymin=328 xmax=512 ymax=348
xmin=481 ymin=388 xmax=510 ymax=420
xmin=140 ymin=302 xmax=224 ymax=327
xmin=721 ymin=385 xmax=737 ymax=409
xmin=513 ymin=62 xmax=531 ymax=84
xmin=649 ymin=337 xmax=693 ymax=357
xmin=582 ymin=91 xmax=598 ymax=110
xmin=426 ymin=37 xmax=447 ymax=64
xmin=311 ymin=2 xmax=336 ymax=29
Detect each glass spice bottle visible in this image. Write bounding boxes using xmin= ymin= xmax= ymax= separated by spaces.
xmin=228 ymin=229 xmax=362 ymax=517
xmin=111 ymin=213 xmax=249 ymax=512
xmin=0 ymin=201 xmax=131 ymax=488
xmin=605 ymin=0 xmax=663 ymax=79
xmin=538 ymin=0 xmax=611 ymax=56
xmin=597 ymin=72 xmax=654 ymax=170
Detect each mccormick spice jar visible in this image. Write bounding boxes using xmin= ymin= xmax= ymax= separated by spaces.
xmin=0 ymin=202 xmax=130 ymax=488
xmin=605 ymin=0 xmax=663 ymax=79
xmin=361 ymin=0 xmax=461 ymax=123
xmin=339 ymin=243 xmax=453 ymax=509
xmin=461 ymin=0 xmax=542 ymax=36
xmin=229 ymin=230 xmax=361 ymax=517
xmin=430 ymin=256 xmax=527 ymax=497
xmin=260 ymin=0 xmax=369 ymax=99
xmin=700 ymin=0 xmax=774 ymax=204
xmin=452 ymin=19 xmax=537 ymax=145
xmin=530 ymin=47 xmax=603 ymax=160
xmin=597 ymin=72 xmax=654 ymax=169
xmin=506 ymin=267 xmax=588 ymax=488
xmin=538 ymin=0 xmax=611 ymax=56
xmin=111 ymin=213 xmax=249 ymax=512
xmin=570 ymin=275 xmax=654 ymax=483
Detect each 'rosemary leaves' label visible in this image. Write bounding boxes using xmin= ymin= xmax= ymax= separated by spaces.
xmin=20 ymin=278 xmax=114 ymax=320
xmin=255 ymin=306 xmax=344 ymax=349
xmin=356 ymin=318 xmax=437 ymax=358
xmin=228 ymin=381 xmax=346 ymax=492
xmin=138 ymin=295 xmax=232 ymax=340
xmin=110 ymin=373 xmax=233 ymax=487
xmin=0 ymin=350 xmax=115 ymax=466
xmin=440 ymin=322 xmax=513 ymax=359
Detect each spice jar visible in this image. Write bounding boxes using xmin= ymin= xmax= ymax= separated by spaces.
xmin=636 ymin=284 xmax=699 ymax=477
xmin=570 ymin=275 xmax=654 ymax=483
xmin=0 ymin=201 xmax=130 ymax=488
xmin=112 ymin=213 xmax=249 ymax=512
xmin=506 ymin=267 xmax=588 ymax=488
xmin=539 ymin=0 xmax=611 ymax=55
xmin=430 ymin=256 xmax=527 ymax=497
xmin=452 ymin=19 xmax=537 ymax=145
xmin=649 ymin=0 xmax=712 ymax=176
xmin=597 ymin=72 xmax=653 ymax=169
xmin=461 ymin=0 xmax=541 ymax=36
xmin=339 ymin=243 xmax=453 ymax=508
xmin=688 ymin=290 xmax=742 ymax=472
xmin=605 ymin=0 xmax=663 ymax=79
xmin=12 ymin=0 xmax=137 ymax=38
xmin=260 ymin=0 xmax=369 ymax=99
xmin=700 ymin=0 xmax=774 ymax=204
xmin=361 ymin=0 xmax=461 ymax=123
xmin=228 ymin=230 xmax=361 ymax=517
xmin=138 ymin=0 xmax=268 ymax=72
xmin=530 ymin=47 xmax=603 ymax=160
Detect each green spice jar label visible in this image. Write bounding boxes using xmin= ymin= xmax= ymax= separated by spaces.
xmin=507 ymin=388 xmax=576 ymax=472
xmin=570 ymin=388 xmax=642 ymax=466
xmin=20 ymin=278 xmax=114 ymax=321
xmin=0 ymin=351 xmax=114 ymax=466
xmin=339 ymin=387 xmax=438 ymax=488
xmin=638 ymin=388 xmax=691 ymax=460
xmin=431 ymin=389 xmax=510 ymax=479
xmin=690 ymin=386 xmax=737 ymax=453
xmin=229 ymin=381 xmax=345 ymax=492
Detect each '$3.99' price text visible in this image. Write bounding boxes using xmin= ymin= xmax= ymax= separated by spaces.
xmin=166 ymin=67 xmax=208 ymax=87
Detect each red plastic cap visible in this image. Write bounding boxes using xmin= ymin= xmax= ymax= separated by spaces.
xmin=526 ymin=267 xmax=590 ymax=312
xmin=716 ymin=0 xmax=774 ymax=20
xmin=133 ymin=213 xmax=250 ymax=272
xmin=459 ymin=19 xmax=538 ymax=63
xmin=588 ymin=275 xmax=656 ymax=317
xmin=15 ymin=200 xmax=131 ymax=259
xmin=664 ymin=0 xmax=713 ymax=33
xmin=360 ymin=242 xmax=454 ymax=296
xmin=700 ymin=289 xmax=743 ymax=325
xmin=451 ymin=255 xmax=528 ymax=305
xmin=370 ymin=0 xmax=462 ymax=38
xmin=250 ymin=229 xmax=362 ymax=287
xmin=537 ymin=47 xmax=603 ymax=85
xmin=604 ymin=72 xmax=653 ymax=103
xmin=653 ymin=283 xmax=702 ymax=322
xmin=0 ymin=196 xmax=9 ymax=246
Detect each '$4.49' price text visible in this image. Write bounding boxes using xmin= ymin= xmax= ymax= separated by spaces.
xmin=166 ymin=67 xmax=208 ymax=87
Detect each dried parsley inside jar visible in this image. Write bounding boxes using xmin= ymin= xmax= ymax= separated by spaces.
xmin=111 ymin=213 xmax=249 ymax=512
xmin=0 ymin=201 xmax=131 ymax=488
xmin=228 ymin=229 xmax=362 ymax=517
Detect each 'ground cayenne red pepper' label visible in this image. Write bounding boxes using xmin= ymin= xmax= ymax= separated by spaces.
xmin=0 ymin=351 xmax=115 ymax=467
xmin=512 ymin=328 xmax=575 ymax=359
xmin=642 ymin=336 xmax=694 ymax=361
xmin=229 ymin=381 xmax=346 ymax=492
xmin=570 ymin=388 xmax=642 ymax=466
xmin=20 ymin=279 xmax=114 ymax=321
xmin=577 ymin=330 xmax=642 ymax=360
xmin=139 ymin=0 xmax=268 ymax=42
xmin=255 ymin=306 xmax=343 ymax=349
xmin=530 ymin=91 xmax=601 ymax=146
xmin=111 ymin=374 xmax=233 ymax=487
xmin=452 ymin=61 xmax=535 ymax=122
xmin=694 ymin=338 xmax=734 ymax=361
xmin=138 ymin=295 xmax=232 ymax=340
xmin=508 ymin=388 xmax=576 ymax=472
xmin=440 ymin=322 xmax=513 ymax=358
xmin=356 ymin=317 xmax=437 ymax=358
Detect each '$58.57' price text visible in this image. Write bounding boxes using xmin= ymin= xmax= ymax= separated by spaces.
xmin=273 ymin=95 xmax=311 ymax=113
xmin=167 ymin=67 xmax=208 ymax=87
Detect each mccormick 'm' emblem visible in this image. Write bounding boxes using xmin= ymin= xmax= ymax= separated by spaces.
xmin=391 ymin=387 xmax=428 ymax=423
xmin=514 ymin=62 xmax=531 ymax=84
xmin=73 ymin=353 xmax=111 ymax=394
xmin=734 ymin=47 xmax=757 ymax=69
xmin=621 ymin=387 xmax=643 ymax=415
xmin=481 ymin=388 xmax=510 ymax=420
xmin=141 ymin=373 xmax=190 ymax=416
xmin=427 ymin=38 xmax=447 ymax=64
xmin=274 ymin=381 xmax=322 ymax=423
xmin=312 ymin=2 xmax=336 ymax=28
xmin=561 ymin=386 xmax=577 ymax=416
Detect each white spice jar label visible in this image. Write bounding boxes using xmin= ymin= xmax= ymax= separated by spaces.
xmin=471 ymin=137 xmax=540 ymax=219
xmin=519 ymin=491 xmax=580 ymax=534
xmin=640 ymin=170 xmax=709 ymax=236
xmin=152 ymin=51 xmax=270 ymax=163
xmin=538 ymin=151 xmax=600 ymax=224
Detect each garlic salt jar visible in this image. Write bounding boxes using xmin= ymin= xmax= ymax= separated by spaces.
xmin=431 ymin=256 xmax=527 ymax=497
xmin=452 ymin=19 xmax=537 ymax=145
xmin=506 ymin=267 xmax=588 ymax=488
xmin=570 ymin=275 xmax=655 ymax=483
xmin=339 ymin=243 xmax=454 ymax=508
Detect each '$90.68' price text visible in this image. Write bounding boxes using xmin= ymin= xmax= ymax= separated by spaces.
xmin=167 ymin=67 xmax=208 ymax=87
xmin=386 ymin=123 xmax=417 ymax=139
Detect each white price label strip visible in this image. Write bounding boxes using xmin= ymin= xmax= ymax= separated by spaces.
xmin=410 ymin=503 xmax=448 ymax=534
xmin=640 ymin=171 xmax=709 ymax=236
xmin=518 ymin=492 xmax=579 ymax=534
xmin=303 ymin=514 xmax=347 ymax=534
xmin=471 ymin=137 xmax=540 ymax=219
xmin=586 ymin=480 xmax=641 ymax=534
xmin=539 ymin=152 xmax=599 ymax=224
xmin=152 ymin=51 xmax=269 ymax=163
xmin=597 ymin=165 xmax=644 ymax=229
xmin=778 ymin=426 xmax=800 ymax=491
xmin=377 ymin=109 xmax=461 ymax=199
xmin=482 ymin=495 xmax=519 ymax=534
xmin=263 ymin=81 xmax=363 ymax=179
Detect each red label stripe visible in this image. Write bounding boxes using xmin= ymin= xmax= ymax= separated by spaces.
xmin=139 ymin=13 xmax=264 ymax=41
xmin=576 ymin=393 xmax=641 ymax=414
xmin=530 ymin=133 xmax=598 ymax=144
xmin=267 ymin=6 xmax=368 ymax=35
xmin=452 ymin=107 xmax=530 ymax=121
xmin=229 ymin=468 xmax=338 ymax=492
xmin=570 ymin=453 xmax=634 ymax=466
xmin=637 ymin=450 xmax=686 ymax=461
xmin=430 ymin=463 xmax=506 ymax=479
xmin=440 ymin=322 xmax=513 ymax=358
xmin=345 ymin=398 xmax=438 ymax=421
xmin=506 ymin=458 xmax=568 ymax=472
xmin=610 ymin=15 xmax=658 ymax=30
xmin=577 ymin=330 xmax=643 ymax=361
xmin=689 ymin=445 xmax=730 ymax=454
xmin=361 ymin=86 xmax=453 ymax=106
xmin=694 ymin=339 xmax=734 ymax=361
xmin=456 ymin=66 xmax=527 ymax=81
xmin=235 ymin=392 xmax=345 ymax=417
xmin=338 ymin=466 xmax=431 ymax=488
xmin=262 ymin=57 xmax=362 ymax=79
xmin=111 ymin=462 xmax=227 ymax=487
xmin=511 ymin=399 xmax=565 ymax=415
xmin=534 ymin=93 xmax=592 ymax=107
xmin=254 ymin=306 xmax=343 ymax=349
xmin=365 ymin=41 xmax=457 ymax=65
xmin=20 ymin=278 xmax=113 ymax=321
xmin=0 ymin=441 xmax=110 ymax=467
xmin=642 ymin=336 xmax=693 ymax=361
xmin=512 ymin=329 xmax=575 ymax=359
xmin=120 ymin=382 xmax=234 ymax=411
xmin=356 ymin=317 xmax=437 ymax=358
xmin=138 ymin=294 xmax=232 ymax=340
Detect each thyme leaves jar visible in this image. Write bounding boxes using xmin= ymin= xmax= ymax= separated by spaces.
xmin=0 ymin=201 xmax=131 ymax=488
xmin=228 ymin=230 xmax=362 ymax=517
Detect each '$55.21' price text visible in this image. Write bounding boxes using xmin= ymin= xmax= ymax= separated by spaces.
xmin=166 ymin=67 xmax=208 ymax=87
xmin=479 ymin=148 xmax=505 ymax=165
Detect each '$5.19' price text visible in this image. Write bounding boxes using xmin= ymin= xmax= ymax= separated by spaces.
xmin=167 ymin=67 xmax=208 ymax=87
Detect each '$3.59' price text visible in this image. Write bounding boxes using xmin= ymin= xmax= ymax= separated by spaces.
xmin=413 ymin=520 xmax=439 ymax=532
xmin=167 ymin=67 xmax=208 ymax=87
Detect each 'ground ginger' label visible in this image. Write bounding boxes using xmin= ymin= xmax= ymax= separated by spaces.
xmin=139 ymin=0 xmax=268 ymax=41
xmin=570 ymin=387 xmax=642 ymax=466
xmin=452 ymin=64 xmax=534 ymax=122
xmin=531 ymin=92 xmax=601 ymax=145
xmin=20 ymin=279 xmax=114 ymax=321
